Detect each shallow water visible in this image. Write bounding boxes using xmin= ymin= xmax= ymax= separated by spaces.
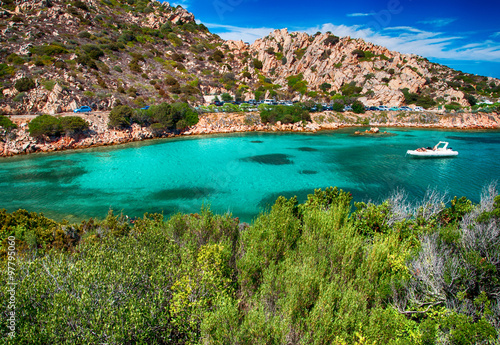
xmin=1 ymin=127 xmax=499 ymax=223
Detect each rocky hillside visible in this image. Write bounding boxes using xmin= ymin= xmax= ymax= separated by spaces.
xmin=0 ymin=0 xmax=226 ymax=114
xmin=1 ymin=0 xmax=499 ymax=115
xmin=224 ymin=29 xmax=500 ymax=107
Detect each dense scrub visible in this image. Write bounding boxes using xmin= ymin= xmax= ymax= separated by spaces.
xmin=1 ymin=186 xmax=499 ymax=344
xmin=260 ymin=104 xmax=311 ymax=124
xmin=108 ymin=102 xmax=199 ymax=131
xmin=28 ymin=115 xmax=89 ymax=139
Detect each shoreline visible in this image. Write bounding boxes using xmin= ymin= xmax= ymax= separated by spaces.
xmin=1 ymin=111 xmax=499 ymax=158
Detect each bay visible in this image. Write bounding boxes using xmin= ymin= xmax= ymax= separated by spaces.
xmin=1 ymin=127 xmax=499 ymax=223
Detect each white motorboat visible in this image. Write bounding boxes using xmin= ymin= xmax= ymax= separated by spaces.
xmin=407 ymin=141 xmax=458 ymax=157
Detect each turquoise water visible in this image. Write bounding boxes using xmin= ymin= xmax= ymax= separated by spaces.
xmin=1 ymin=128 xmax=499 ymax=223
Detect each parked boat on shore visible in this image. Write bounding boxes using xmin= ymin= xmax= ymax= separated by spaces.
xmin=406 ymin=141 xmax=458 ymax=157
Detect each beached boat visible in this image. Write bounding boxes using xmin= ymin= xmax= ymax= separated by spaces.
xmin=407 ymin=141 xmax=458 ymax=157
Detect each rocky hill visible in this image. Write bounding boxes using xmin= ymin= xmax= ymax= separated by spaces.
xmin=224 ymin=29 xmax=500 ymax=108
xmin=1 ymin=0 xmax=499 ymax=115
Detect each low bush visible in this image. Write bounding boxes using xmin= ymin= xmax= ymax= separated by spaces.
xmin=6 ymin=53 xmax=24 ymax=65
xmin=78 ymin=31 xmax=92 ymax=39
xmin=28 ymin=114 xmax=61 ymax=138
xmin=108 ymin=105 xmax=133 ymax=128
xmin=351 ymin=101 xmax=365 ymax=114
xmin=72 ymin=0 xmax=89 ymax=11
xmin=332 ymin=102 xmax=344 ymax=112
xmin=0 ymin=63 xmax=15 ymax=78
xmin=210 ymin=50 xmax=224 ymax=62
xmin=401 ymin=88 xmax=437 ymax=109
xmin=60 ymin=116 xmax=89 ymax=135
xmin=29 ymin=44 xmax=68 ymax=57
xmin=324 ymin=34 xmax=340 ymax=46
xmin=128 ymin=59 xmax=142 ymax=73
xmin=252 ymin=58 xmax=263 ymax=70
xmin=445 ymin=102 xmax=461 ymax=111
xmin=82 ymin=44 xmax=104 ymax=60
xmin=0 ymin=115 xmax=17 ymax=132
xmin=352 ymin=49 xmax=365 ymax=58
xmin=341 ymin=81 xmax=362 ymax=96
xmin=14 ymin=77 xmax=36 ymax=92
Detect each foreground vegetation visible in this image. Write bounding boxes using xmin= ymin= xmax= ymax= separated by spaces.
xmin=1 ymin=186 xmax=499 ymax=344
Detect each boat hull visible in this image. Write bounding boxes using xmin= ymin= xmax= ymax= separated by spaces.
xmin=406 ymin=150 xmax=458 ymax=157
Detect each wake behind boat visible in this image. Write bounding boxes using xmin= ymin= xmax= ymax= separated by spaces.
xmin=407 ymin=141 xmax=458 ymax=157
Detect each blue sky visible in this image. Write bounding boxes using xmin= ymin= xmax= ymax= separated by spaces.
xmin=169 ymin=0 xmax=500 ymax=79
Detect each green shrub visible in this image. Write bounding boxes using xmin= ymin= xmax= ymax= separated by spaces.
xmin=332 ymin=102 xmax=344 ymax=112
xmin=324 ymin=34 xmax=340 ymax=46
xmin=352 ymin=49 xmax=365 ymax=58
xmin=445 ymin=102 xmax=461 ymax=111
xmin=167 ymin=33 xmax=183 ymax=47
xmin=294 ymin=48 xmax=306 ymax=60
xmin=60 ymin=116 xmax=89 ymax=135
xmin=78 ymin=31 xmax=92 ymax=39
xmin=165 ymin=75 xmax=179 ymax=86
xmin=54 ymin=60 xmax=67 ymax=69
xmin=97 ymin=62 xmax=110 ymax=74
xmin=108 ymin=105 xmax=133 ymax=128
xmin=171 ymin=53 xmax=186 ymax=62
xmin=319 ymin=82 xmax=331 ymax=92
xmin=252 ymin=58 xmax=263 ymax=70
xmin=15 ymin=77 xmax=36 ymax=92
xmin=341 ymin=82 xmax=362 ymax=96
xmin=351 ymin=101 xmax=365 ymax=114
xmin=128 ymin=59 xmax=142 ymax=73
xmin=118 ymin=31 xmax=136 ymax=43
xmin=0 ymin=63 xmax=15 ymax=78
xmin=401 ymin=88 xmax=437 ymax=109
xmin=0 ymin=115 xmax=17 ymax=132
xmin=29 ymin=44 xmax=68 ymax=56
xmin=221 ymin=93 xmax=233 ymax=102
xmin=72 ymin=0 xmax=89 ymax=11
xmin=210 ymin=50 xmax=224 ymax=62
xmin=113 ymin=66 xmax=122 ymax=73
xmin=180 ymin=85 xmax=200 ymax=96
xmin=287 ymin=74 xmax=308 ymax=95
xmin=82 ymin=44 xmax=104 ymax=60
xmin=76 ymin=54 xmax=97 ymax=69
xmin=465 ymin=93 xmax=477 ymax=106
xmin=12 ymin=92 xmax=26 ymax=102
xmin=160 ymin=22 xmax=172 ymax=34
xmin=42 ymin=80 xmax=56 ymax=91
xmin=242 ymin=71 xmax=252 ymax=79
xmin=28 ymin=115 xmax=61 ymax=138
xmin=6 ymin=53 xmax=24 ymax=65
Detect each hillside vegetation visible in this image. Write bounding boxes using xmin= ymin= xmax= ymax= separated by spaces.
xmin=1 ymin=186 xmax=499 ymax=344
xmin=0 ymin=0 xmax=499 ymax=115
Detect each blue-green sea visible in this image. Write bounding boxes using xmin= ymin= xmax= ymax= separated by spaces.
xmin=1 ymin=127 xmax=499 ymax=223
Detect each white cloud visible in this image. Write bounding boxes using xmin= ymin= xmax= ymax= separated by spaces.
xmin=346 ymin=13 xmax=372 ymax=17
xmin=491 ymin=32 xmax=500 ymax=38
xmin=172 ymin=1 xmax=189 ymax=9
xmin=418 ymin=18 xmax=456 ymax=27
xmin=203 ymin=23 xmax=277 ymax=43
